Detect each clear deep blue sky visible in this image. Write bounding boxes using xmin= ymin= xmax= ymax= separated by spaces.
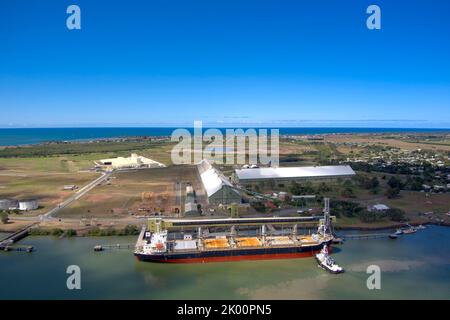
xmin=1 ymin=0 xmax=449 ymax=128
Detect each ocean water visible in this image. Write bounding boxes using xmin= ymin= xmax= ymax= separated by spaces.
xmin=0 ymin=127 xmax=449 ymax=146
xmin=0 ymin=226 xmax=449 ymax=299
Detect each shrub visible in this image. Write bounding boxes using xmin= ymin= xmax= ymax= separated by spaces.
xmin=0 ymin=212 xmax=8 ymax=224
xmin=386 ymin=187 xmax=400 ymax=199
xmin=66 ymin=229 xmax=77 ymax=237
xmin=341 ymin=187 xmax=355 ymax=198
xmin=51 ymin=228 xmax=64 ymax=237
xmin=386 ymin=208 xmax=406 ymax=222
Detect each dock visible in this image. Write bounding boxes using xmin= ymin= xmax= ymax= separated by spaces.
xmin=0 ymin=222 xmax=37 ymax=252
xmin=0 ymin=223 xmax=37 ymax=251
xmin=339 ymin=233 xmax=391 ymax=240
xmin=93 ymin=243 xmax=135 ymax=251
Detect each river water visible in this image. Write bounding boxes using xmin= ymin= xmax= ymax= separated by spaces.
xmin=0 ymin=226 xmax=449 ymax=299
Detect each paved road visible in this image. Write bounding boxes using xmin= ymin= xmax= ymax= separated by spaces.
xmin=42 ymin=172 xmax=112 ymax=219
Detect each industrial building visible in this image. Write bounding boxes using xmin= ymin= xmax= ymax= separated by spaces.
xmin=0 ymin=199 xmax=19 ymax=211
xmin=96 ymin=153 xmax=166 ymax=170
xmin=197 ymin=159 xmax=241 ymax=206
xmin=18 ymin=199 xmax=39 ymax=211
xmin=234 ymin=165 xmax=356 ymax=184
xmin=184 ymin=184 xmax=200 ymax=216
xmin=184 ymin=202 xmax=199 ymax=216
xmin=0 ymin=198 xmax=39 ymax=211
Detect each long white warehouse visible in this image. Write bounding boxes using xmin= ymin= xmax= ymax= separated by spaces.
xmin=234 ymin=165 xmax=355 ymax=183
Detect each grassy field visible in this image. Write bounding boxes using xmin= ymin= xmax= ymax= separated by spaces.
xmin=0 ymin=141 xmax=177 ymax=217
xmin=0 ymin=140 xmax=172 ymax=157
xmin=0 ymin=155 xmax=100 ymax=216
xmin=325 ymin=134 xmax=450 ymax=152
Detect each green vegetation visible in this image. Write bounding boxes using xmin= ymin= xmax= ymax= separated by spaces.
xmin=87 ymin=224 xmax=140 ymax=236
xmin=29 ymin=228 xmax=64 ymax=236
xmin=51 ymin=228 xmax=65 ymax=236
xmin=386 ymin=187 xmax=401 ymax=198
xmin=0 ymin=212 xmax=8 ymax=224
xmin=29 ymin=226 xmax=138 ymax=237
xmin=289 ymin=181 xmax=315 ymax=195
xmin=66 ymin=229 xmax=77 ymax=237
xmin=0 ymin=140 xmax=169 ymax=158
xmin=331 ymin=199 xmax=406 ymax=223
xmin=331 ymin=200 xmax=363 ymax=218
xmin=355 ymin=175 xmax=380 ymax=194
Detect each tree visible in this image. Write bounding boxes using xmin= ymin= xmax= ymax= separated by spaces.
xmin=341 ymin=187 xmax=355 ymax=198
xmin=388 ymin=176 xmax=403 ymax=189
xmin=0 ymin=212 xmax=8 ymax=224
xmin=370 ymin=177 xmax=380 ymax=189
xmin=66 ymin=229 xmax=77 ymax=237
xmin=359 ymin=210 xmax=381 ymax=223
xmin=386 ymin=187 xmax=400 ymax=199
xmin=387 ymin=208 xmax=406 ymax=222
xmin=289 ymin=181 xmax=315 ymax=195
xmin=318 ymin=182 xmax=331 ymax=193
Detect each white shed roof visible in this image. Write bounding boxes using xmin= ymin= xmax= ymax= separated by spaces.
xmin=198 ymin=159 xmax=236 ymax=197
xmin=371 ymin=204 xmax=390 ymax=211
xmin=235 ymin=165 xmax=355 ymax=180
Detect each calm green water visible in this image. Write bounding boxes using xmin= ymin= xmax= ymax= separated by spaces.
xmin=0 ymin=226 xmax=449 ymax=299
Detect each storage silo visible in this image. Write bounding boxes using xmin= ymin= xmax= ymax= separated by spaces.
xmin=18 ymin=199 xmax=39 ymax=211
xmin=0 ymin=198 xmax=19 ymax=210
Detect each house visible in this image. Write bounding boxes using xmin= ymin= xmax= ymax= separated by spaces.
xmin=368 ymin=204 xmax=390 ymax=212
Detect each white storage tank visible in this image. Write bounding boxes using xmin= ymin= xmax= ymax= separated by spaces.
xmin=0 ymin=198 xmax=19 ymax=210
xmin=19 ymin=199 xmax=39 ymax=211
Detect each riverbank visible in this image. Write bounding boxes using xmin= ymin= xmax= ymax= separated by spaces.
xmin=1 ymin=219 xmax=448 ymax=238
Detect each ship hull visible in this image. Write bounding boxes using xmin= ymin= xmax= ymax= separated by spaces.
xmin=135 ymin=241 xmax=332 ymax=263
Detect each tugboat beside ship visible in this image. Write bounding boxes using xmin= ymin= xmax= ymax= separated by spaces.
xmin=134 ymin=199 xmax=337 ymax=264
xmin=315 ymin=245 xmax=344 ymax=274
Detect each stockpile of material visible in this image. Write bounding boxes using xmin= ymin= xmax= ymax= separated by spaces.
xmin=203 ymin=238 xmax=230 ymax=249
xmin=235 ymin=237 xmax=262 ymax=247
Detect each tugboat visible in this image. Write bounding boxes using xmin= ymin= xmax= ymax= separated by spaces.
xmin=315 ymin=245 xmax=344 ymax=274
xmin=402 ymin=225 xmax=417 ymax=234
xmin=390 ymin=228 xmax=403 ymax=239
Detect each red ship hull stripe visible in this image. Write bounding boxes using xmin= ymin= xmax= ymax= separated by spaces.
xmin=136 ymin=246 xmax=332 ymax=263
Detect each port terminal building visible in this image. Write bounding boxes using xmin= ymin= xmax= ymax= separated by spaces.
xmin=234 ymin=165 xmax=355 ymax=184
xmin=197 ymin=160 xmax=241 ymax=206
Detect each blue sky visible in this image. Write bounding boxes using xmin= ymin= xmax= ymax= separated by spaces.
xmin=1 ymin=0 xmax=450 ymax=128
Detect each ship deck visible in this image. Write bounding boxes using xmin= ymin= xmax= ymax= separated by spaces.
xmin=160 ymin=234 xmax=329 ymax=255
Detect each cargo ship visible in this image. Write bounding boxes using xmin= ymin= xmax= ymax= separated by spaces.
xmin=134 ymin=202 xmax=335 ymax=263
